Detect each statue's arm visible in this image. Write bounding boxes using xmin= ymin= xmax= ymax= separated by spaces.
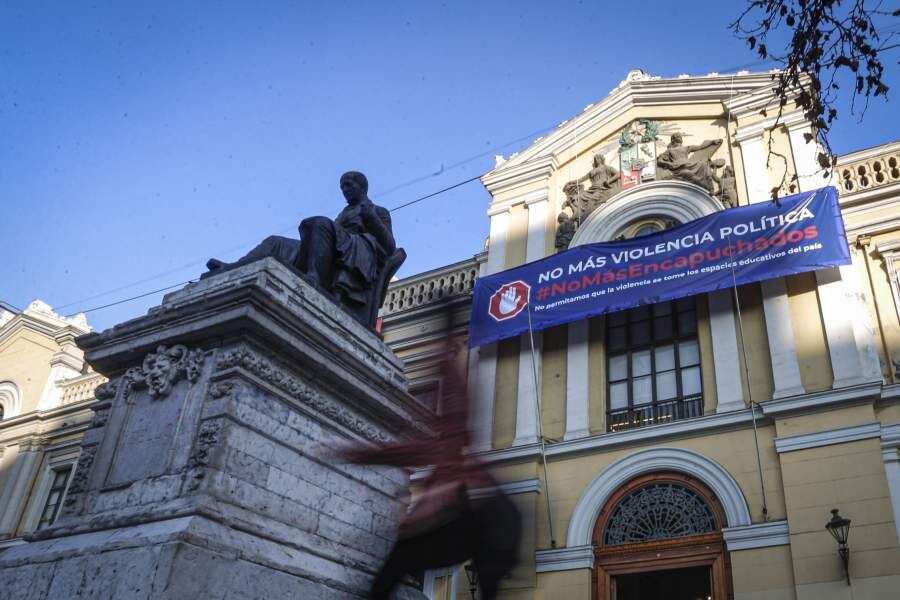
xmin=365 ymin=205 xmax=397 ymax=255
xmin=687 ymin=139 xmax=722 ymax=153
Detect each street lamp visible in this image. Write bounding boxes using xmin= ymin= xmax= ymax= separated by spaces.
xmin=464 ymin=563 xmax=479 ymax=600
xmin=825 ymin=508 xmax=851 ymax=585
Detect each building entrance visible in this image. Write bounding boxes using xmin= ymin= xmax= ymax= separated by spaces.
xmin=592 ymin=472 xmax=733 ymax=600
xmin=613 ymin=565 xmax=711 ymax=600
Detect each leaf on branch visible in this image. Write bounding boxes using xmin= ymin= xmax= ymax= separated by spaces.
xmin=748 ymin=35 xmax=756 ymax=49
xmin=803 ymin=132 xmax=814 ymax=143
xmin=817 ymin=152 xmax=831 ymax=169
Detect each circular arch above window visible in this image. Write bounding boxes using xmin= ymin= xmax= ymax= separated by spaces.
xmin=0 ymin=381 xmax=22 ymax=420
xmin=569 ymin=180 xmax=724 ymax=246
xmin=603 ymin=480 xmax=718 ymax=545
xmin=593 ymin=471 xmax=727 ymax=548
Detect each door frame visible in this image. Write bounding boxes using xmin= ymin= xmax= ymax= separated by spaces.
xmin=591 ymin=472 xmax=733 ymax=600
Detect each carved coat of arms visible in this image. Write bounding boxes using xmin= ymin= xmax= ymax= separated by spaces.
xmin=618 ymin=118 xmax=659 ymax=189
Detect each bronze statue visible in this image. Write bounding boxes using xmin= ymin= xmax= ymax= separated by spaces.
xmin=554 ymin=212 xmax=576 ymax=250
xmin=657 ymin=133 xmax=723 ymax=194
xmin=718 ymin=165 xmax=738 ymax=208
xmin=204 ymin=171 xmax=404 ymax=328
xmin=577 ymin=152 xmax=621 ymax=208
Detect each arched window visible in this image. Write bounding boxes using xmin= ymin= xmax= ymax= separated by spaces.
xmin=0 ymin=381 xmax=21 ymax=420
xmin=603 ymin=481 xmax=717 ymax=545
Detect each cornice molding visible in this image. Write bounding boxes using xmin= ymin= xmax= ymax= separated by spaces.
xmin=733 ymin=110 xmax=805 ymax=143
xmin=837 ymin=140 xmax=900 ymax=166
xmin=535 ymin=544 xmax=594 ymax=572
xmin=722 ymin=520 xmax=790 ymax=551
xmin=760 ymin=381 xmax=881 ymax=417
xmin=545 ymin=407 xmax=760 ymax=458
xmin=481 ymin=155 xmax=557 ymax=197
xmin=879 ymin=422 xmax=900 ymax=450
xmin=775 ymin=422 xmax=881 ymax=453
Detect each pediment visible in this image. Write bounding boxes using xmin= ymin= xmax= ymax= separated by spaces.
xmin=485 ymin=70 xmax=775 ymax=182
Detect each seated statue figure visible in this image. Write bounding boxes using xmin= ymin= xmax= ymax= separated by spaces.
xmin=203 ymin=171 xmax=402 ymax=328
xmin=657 ymin=133 xmax=723 ymax=195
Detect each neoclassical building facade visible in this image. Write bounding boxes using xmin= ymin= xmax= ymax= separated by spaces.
xmin=381 ymin=70 xmax=900 ymax=600
xmin=0 ymin=301 xmax=103 ymax=548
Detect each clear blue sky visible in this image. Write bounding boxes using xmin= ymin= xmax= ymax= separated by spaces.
xmin=2 ymin=1 xmax=897 ymax=331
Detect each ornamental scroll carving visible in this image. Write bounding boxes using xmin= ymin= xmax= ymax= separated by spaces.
xmin=216 ymin=345 xmax=390 ymax=443
xmin=93 ymin=344 xmax=205 ymax=402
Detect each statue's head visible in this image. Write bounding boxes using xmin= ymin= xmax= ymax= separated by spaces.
xmin=593 ymin=152 xmax=606 ymax=166
xmin=670 ymin=133 xmax=683 ymax=145
xmin=340 ymin=171 xmax=369 ymax=204
xmin=563 ymin=180 xmax=580 ymax=198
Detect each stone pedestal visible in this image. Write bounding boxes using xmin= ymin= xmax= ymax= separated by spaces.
xmin=0 ymin=258 xmax=430 ymax=599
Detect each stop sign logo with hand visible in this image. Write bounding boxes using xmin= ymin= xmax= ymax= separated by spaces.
xmin=488 ymin=280 xmax=530 ymax=322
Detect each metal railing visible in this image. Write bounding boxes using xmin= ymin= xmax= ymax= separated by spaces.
xmin=607 ymin=396 xmax=703 ymax=432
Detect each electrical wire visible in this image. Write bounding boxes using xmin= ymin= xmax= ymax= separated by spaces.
xmin=51 ymin=59 xmax=805 ymax=318
xmin=62 ymin=171 xmax=487 ymax=317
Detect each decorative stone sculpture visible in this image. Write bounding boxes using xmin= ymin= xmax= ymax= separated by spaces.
xmin=577 ymin=152 xmax=621 ymax=208
xmin=719 ymin=165 xmax=739 ymax=208
xmin=657 ymin=133 xmax=724 ymax=195
xmin=555 ymin=212 xmax=576 ymax=250
xmin=204 ymin=171 xmax=404 ymax=328
xmin=555 ymin=153 xmax=622 ymax=250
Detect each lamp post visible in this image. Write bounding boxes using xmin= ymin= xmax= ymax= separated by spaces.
xmin=825 ymin=508 xmax=851 ymax=585
xmin=464 ymin=563 xmax=479 ymax=600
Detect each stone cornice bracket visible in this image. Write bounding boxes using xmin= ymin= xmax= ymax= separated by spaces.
xmin=93 ymin=344 xmax=205 ymax=402
xmin=732 ymin=110 xmax=806 ymax=144
xmin=481 ymin=154 xmax=557 ymax=198
xmin=723 ymin=73 xmax=811 ymax=119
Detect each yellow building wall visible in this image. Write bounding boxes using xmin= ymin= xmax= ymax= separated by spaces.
xmin=735 ymin=283 xmax=775 ymax=404
xmin=493 ymin=337 xmax=520 ymax=449
xmin=540 ymin=324 xmax=567 ymax=442
xmin=588 ymin=315 xmax=606 ymax=434
xmin=536 ymin=427 xmax=786 ymax=552
xmin=535 ymin=569 xmax=591 ymax=600
xmin=777 ymin=433 xmax=900 ymax=598
xmin=731 ymin=545 xmax=797 ymax=600
xmin=0 ymin=329 xmax=57 ymax=414
xmin=785 ymin=272 xmax=833 ymax=392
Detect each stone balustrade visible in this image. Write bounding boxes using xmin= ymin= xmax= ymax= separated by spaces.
xmin=57 ymin=373 xmax=105 ymax=405
xmin=383 ymin=258 xmax=480 ymax=316
xmin=838 ymin=142 xmax=900 ymax=196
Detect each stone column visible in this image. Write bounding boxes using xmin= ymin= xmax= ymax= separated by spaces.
xmin=469 ymin=207 xmax=510 ymax=452
xmin=0 ymin=258 xmax=429 ymax=600
xmin=786 ymin=123 xmax=882 ymax=386
xmin=739 ymin=133 xmax=806 ymax=399
xmin=0 ymin=439 xmax=42 ymax=538
xmin=708 ymin=289 xmax=746 ymax=412
xmin=514 ymin=193 xmax=548 ymax=446
xmin=564 ymin=319 xmax=590 ymax=440
xmin=738 ymin=134 xmax=770 ymax=204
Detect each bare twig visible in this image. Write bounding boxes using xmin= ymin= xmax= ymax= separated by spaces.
xmin=731 ymin=0 xmax=896 ymax=200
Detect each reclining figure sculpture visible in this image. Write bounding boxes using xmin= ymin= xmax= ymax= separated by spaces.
xmin=203 ymin=171 xmax=405 ymax=329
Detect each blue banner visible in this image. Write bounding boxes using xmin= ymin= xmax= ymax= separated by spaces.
xmin=469 ymin=187 xmax=849 ymax=347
